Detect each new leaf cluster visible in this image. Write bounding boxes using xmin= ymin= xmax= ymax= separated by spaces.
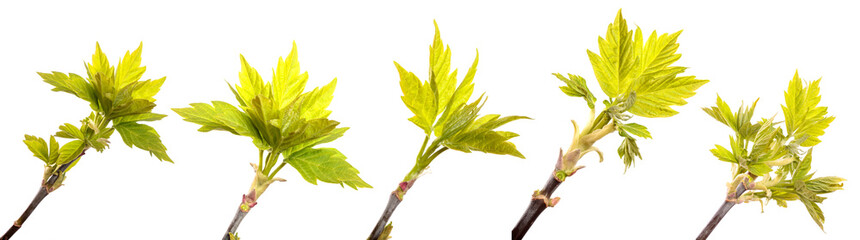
xmin=397 ymin=22 xmax=528 ymax=180
xmin=703 ymin=71 xmax=843 ymax=230
xmin=24 ymin=43 xmax=171 ymax=183
xmin=173 ymin=43 xmax=369 ymax=189
xmin=555 ymin=10 xmax=708 ymax=169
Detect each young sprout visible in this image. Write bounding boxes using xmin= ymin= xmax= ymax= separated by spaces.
xmin=3 ymin=43 xmax=171 ymax=239
xmin=511 ymin=9 xmax=707 ymax=239
xmin=696 ymin=71 xmax=844 ymax=239
xmin=173 ymin=42 xmax=370 ymax=240
xmin=367 ymin=21 xmax=528 ymax=240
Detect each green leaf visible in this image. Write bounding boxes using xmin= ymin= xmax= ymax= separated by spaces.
xmin=586 ymin=10 xmax=706 ymax=118
xmin=38 ymin=72 xmax=97 ymax=105
xmin=287 ymin=148 xmax=371 ymax=189
xmin=279 ymin=118 xmax=339 ymax=151
xmin=282 ymin=127 xmax=348 ymax=156
xmin=172 ymin=101 xmax=257 ymax=139
xmin=57 ymin=140 xmax=85 ymax=164
xmin=555 ymin=73 xmax=597 ymax=109
xmin=702 ymin=95 xmax=736 ymax=130
xmin=396 ymin=62 xmax=437 ymax=134
xmin=799 ymin=197 xmax=825 ymax=230
xmin=628 ymin=75 xmax=707 ymax=118
xmin=793 ymin=148 xmax=814 ymax=181
xmin=588 ymin=9 xmax=635 ymax=98
xmin=115 ymin=43 xmax=146 ymax=88
xmin=86 ymin=42 xmax=114 ymax=83
xmin=131 ymin=77 xmax=165 ymax=102
xmin=709 ymin=145 xmax=736 ymax=163
xmin=616 ymin=122 xmax=651 ymax=139
xmin=272 ymin=41 xmax=308 ymax=109
xmin=438 ymin=96 xmax=483 ymax=141
xmin=235 ymin=55 xmax=266 ymax=107
xmin=115 ymin=122 xmax=171 ymax=162
xmin=113 ymin=112 xmax=168 ymax=125
xmin=48 ymin=136 xmax=60 ymax=164
xmin=108 ymin=99 xmax=156 ymax=119
xmin=806 ymin=176 xmax=845 ymax=194
xmin=430 ymin=21 xmax=457 ymax=113
xmin=782 ymin=71 xmax=834 ymax=147
xmin=445 ymin=128 xmax=525 ymax=158
xmin=298 ymin=78 xmax=336 ymax=119
xmin=23 ymin=135 xmax=50 ymax=163
xmin=632 ymin=29 xmax=682 ymax=82
xmin=747 ymin=162 xmax=772 ymax=176
xmin=617 ymin=136 xmax=641 ymax=170
xmin=56 ymin=123 xmax=85 ymax=140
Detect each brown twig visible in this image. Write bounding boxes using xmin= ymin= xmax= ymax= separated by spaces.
xmin=511 ymin=173 xmax=563 ymax=240
xmin=696 ymin=175 xmax=752 ymax=240
xmin=2 ymin=151 xmax=85 ymax=240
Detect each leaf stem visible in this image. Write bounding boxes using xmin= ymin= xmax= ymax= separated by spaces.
xmin=258 ymin=150 xmax=264 ymax=172
xmin=270 ymin=161 xmax=288 ymax=179
xmin=511 ymin=170 xmax=565 ymax=240
xmin=416 ymin=135 xmax=429 ymax=161
xmin=2 ymin=151 xmax=86 ymax=239
xmin=426 ymin=147 xmax=448 ymax=163
xmin=262 ymin=151 xmax=279 ymax=176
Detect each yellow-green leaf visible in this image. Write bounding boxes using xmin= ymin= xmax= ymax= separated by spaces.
xmin=273 ymin=42 xmax=308 ymax=109
xmin=115 ymin=122 xmax=171 ymax=162
xmin=115 ymin=43 xmax=145 ymax=88
xmin=23 ymin=135 xmax=50 ymax=163
xmin=287 ymin=147 xmax=371 ymax=189
xmin=782 ymin=71 xmax=833 ymax=147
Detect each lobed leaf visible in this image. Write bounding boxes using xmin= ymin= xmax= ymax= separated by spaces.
xmin=115 ymin=43 xmax=146 ymax=89
xmin=586 ymin=10 xmax=706 ymax=118
xmin=287 ymin=147 xmax=371 ymax=189
xmin=38 ymin=72 xmax=97 ymax=106
xmin=23 ymin=135 xmax=50 ymax=163
xmin=115 ymin=122 xmax=171 ymax=162
xmin=782 ymin=71 xmax=833 ymax=147
xmin=588 ymin=9 xmax=635 ymax=98
xmin=298 ymin=78 xmax=336 ymax=119
xmin=397 ymin=62 xmax=437 ymax=134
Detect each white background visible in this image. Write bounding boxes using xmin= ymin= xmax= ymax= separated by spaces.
xmin=0 ymin=1 xmax=857 ymax=239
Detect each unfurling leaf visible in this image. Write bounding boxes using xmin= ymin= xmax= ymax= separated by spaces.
xmin=617 ymin=136 xmax=640 ymax=170
xmin=555 ymin=73 xmax=596 ymax=109
xmin=616 ymin=122 xmax=650 ymax=139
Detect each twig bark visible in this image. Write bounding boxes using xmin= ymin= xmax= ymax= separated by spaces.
xmin=696 ymin=177 xmax=750 ymax=240
xmin=368 ymin=192 xmax=402 ymax=240
xmin=511 ymin=174 xmax=563 ymax=240
xmin=222 ymin=206 xmax=249 ymax=240
xmin=2 ymin=151 xmax=85 ymax=240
